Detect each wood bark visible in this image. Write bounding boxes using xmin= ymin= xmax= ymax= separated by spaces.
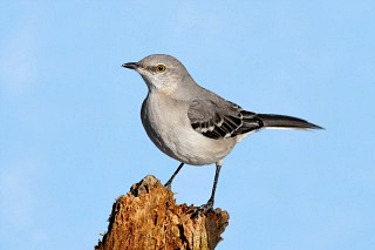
xmin=95 ymin=175 xmax=229 ymax=250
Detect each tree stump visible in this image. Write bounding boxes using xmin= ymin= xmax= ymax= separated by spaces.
xmin=95 ymin=175 xmax=229 ymax=250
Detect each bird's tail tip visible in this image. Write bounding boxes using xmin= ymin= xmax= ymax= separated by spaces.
xmin=257 ymin=114 xmax=324 ymax=130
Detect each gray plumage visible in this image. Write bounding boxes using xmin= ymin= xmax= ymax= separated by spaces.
xmin=122 ymin=54 xmax=322 ymax=209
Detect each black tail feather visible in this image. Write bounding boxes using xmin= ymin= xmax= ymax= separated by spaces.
xmin=257 ymin=114 xmax=323 ymax=130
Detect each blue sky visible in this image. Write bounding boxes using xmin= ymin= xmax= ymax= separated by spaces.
xmin=1 ymin=1 xmax=374 ymax=249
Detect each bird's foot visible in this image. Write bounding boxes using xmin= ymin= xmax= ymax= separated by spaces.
xmin=189 ymin=200 xmax=214 ymax=218
xmin=164 ymin=182 xmax=172 ymax=191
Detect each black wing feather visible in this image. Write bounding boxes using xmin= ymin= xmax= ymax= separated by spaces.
xmin=188 ymin=100 xmax=263 ymax=140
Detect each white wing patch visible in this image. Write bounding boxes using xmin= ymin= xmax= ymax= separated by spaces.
xmin=188 ymin=100 xmax=264 ymax=140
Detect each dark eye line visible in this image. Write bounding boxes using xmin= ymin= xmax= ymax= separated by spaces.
xmin=147 ymin=66 xmax=159 ymax=72
xmin=147 ymin=65 xmax=166 ymax=73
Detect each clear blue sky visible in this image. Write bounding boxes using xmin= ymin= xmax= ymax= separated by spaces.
xmin=1 ymin=1 xmax=374 ymax=249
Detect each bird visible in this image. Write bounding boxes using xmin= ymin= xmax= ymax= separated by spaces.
xmin=122 ymin=54 xmax=322 ymax=210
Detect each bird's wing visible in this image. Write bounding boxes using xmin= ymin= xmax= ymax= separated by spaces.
xmin=188 ymin=99 xmax=264 ymax=139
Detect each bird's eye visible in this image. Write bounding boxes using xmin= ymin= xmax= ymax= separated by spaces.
xmin=156 ymin=64 xmax=166 ymax=73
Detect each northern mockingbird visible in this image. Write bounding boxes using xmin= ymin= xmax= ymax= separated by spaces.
xmin=122 ymin=54 xmax=322 ymax=210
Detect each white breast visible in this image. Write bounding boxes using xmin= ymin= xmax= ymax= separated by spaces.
xmin=141 ymin=93 xmax=238 ymax=165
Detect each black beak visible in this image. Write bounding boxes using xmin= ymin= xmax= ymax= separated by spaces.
xmin=122 ymin=62 xmax=139 ymax=69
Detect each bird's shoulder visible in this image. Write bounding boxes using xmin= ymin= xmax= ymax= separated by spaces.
xmin=187 ymin=94 xmax=264 ymax=139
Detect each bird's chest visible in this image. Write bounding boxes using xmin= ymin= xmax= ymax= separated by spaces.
xmin=140 ymin=94 xmax=237 ymax=165
xmin=141 ymin=95 xmax=190 ymax=156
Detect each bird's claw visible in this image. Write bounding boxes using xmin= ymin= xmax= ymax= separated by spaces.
xmin=189 ymin=200 xmax=214 ymax=218
xmin=164 ymin=182 xmax=172 ymax=190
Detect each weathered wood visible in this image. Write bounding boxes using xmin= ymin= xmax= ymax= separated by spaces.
xmin=95 ymin=175 xmax=229 ymax=250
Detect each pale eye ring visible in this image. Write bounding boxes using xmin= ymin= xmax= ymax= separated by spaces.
xmin=156 ymin=64 xmax=166 ymax=73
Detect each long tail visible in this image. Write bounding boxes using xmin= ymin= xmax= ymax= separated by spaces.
xmin=257 ymin=114 xmax=323 ymax=130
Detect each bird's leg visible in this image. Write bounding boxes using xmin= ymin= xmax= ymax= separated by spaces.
xmin=203 ymin=162 xmax=222 ymax=210
xmin=164 ymin=162 xmax=184 ymax=190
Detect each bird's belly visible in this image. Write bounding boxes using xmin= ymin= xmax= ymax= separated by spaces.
xmin=141 ymin=97 xmax=236 ymax=165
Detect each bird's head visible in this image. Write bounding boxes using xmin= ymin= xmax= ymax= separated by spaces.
xmin=122 ymin=54 xmax=193 ymax=94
